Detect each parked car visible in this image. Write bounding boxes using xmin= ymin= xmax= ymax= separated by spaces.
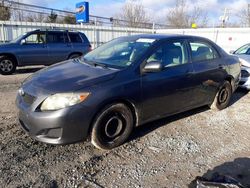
xmin=0 ymin=29 xmax=91 ymax=75
xmin=16 ymin=34 xmax=241 ymax=150
xmin=230 ymin=43 xmax=250 ymax=90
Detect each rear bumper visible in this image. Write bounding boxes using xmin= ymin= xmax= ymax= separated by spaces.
xmin=16 ymin=95 xmax=94 ymax=145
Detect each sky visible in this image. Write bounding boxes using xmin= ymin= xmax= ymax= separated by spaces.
xmin=20 ymin=0 xmax=249 ymax=25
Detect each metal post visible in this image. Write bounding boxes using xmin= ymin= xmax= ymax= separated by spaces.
xmin=248 ymin=4 xmax=250 ymax=27
xmin=152 ymin=22 xmax=155 ymax=34
xmin=94 ymin=17 xmax=97 ymax=48
xmin=1 ymin=22 xmax=5 ymax=43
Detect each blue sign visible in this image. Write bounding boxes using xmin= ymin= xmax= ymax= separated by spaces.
xmin=76 ymin=2 xmax=89 ymax=23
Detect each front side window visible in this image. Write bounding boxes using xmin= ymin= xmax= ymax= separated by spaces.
xmin=146 ymin=40 xmax=188 ymax=68
xmin=83 ymin=37 xmax=155 ymax=68
xmin=47 ymin=32 xmax=66 ymax=43
xmin=190 ymin=41 xmax=218 ymax=62
xmin=234 ymin=44 xmax=250 ymax=55
xmin=25 ymin=32 xmax=46 ymax=44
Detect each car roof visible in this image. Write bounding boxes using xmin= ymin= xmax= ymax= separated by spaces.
xmin=30 ymin=29 xmax=79 ymax=33
xmin=119 ymin=34 xmax=207 ymax=40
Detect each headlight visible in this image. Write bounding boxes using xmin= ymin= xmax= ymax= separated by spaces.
xmin=239 ymin=58 xmax=250 ymax=68
xmin=40 ymin=93 xmax=90 ymax=111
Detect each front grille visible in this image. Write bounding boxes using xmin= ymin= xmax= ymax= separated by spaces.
xmin=241 ymin=70 xmax=250 ymax=78
xmin=22 ymin=92 xmax=36 ymax=105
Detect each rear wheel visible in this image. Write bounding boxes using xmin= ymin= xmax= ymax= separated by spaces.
xmin=210 ymin=81 xmax=232 ymax=110
xmin=68 ymin=54 xmax=81 ymax=59
xmin=91 ymin=103 xmax=134 ymax=150
xmin=0 ymin=56 xmax=17 ymax=75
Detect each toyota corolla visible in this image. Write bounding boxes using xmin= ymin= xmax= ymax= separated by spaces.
xmin=16 ymin=34 xmax=241 ymax=150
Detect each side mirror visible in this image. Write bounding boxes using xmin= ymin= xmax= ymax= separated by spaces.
xmin=20 ymin=39 xmax=26 ymax=45
xmin=143 ymin=61 xmax=162 ymax=73
xmin=229 ymin=50 xmax=235 ymax=54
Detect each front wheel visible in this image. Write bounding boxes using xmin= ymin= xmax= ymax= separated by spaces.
xmin=210 ymin=81 xmax=232 ymax=110
xmin=0 ymin=56 xmax=17 ymax=75
xmin=91 ymin=103 xmax=134 ymax=150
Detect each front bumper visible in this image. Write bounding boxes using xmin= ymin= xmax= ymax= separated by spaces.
xmin=239 ymin=67 xmax=250 ymax=90
xmin=16 ymin=91 xmax=95 ymax=145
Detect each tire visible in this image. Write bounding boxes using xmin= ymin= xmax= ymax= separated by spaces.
xmin=68 ymin=54 xmax=81 ymax=59
xmin=210 ymin=81 xmax=232 ymax=111
xmin=0 ymin=56 xmax=17 ymax=75
xmin=91 ymin=103 xmax=134 ymax=150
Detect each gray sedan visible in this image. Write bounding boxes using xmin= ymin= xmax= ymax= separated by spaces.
xmin=231 ymin=43 xmax=250 ymax=90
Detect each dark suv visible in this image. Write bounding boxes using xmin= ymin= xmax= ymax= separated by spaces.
xmin=0 ymin=29 xmax=91 ymax=75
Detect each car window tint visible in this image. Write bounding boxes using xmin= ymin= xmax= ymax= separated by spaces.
xmin=69 ymin=33 xmax=82 ymax=43
xmin=25 ymin=32 xmax=46 ymax=44
xmin=147 ymin=41 xmax=188 ymax=68
xmin=190 ymin=42 xmax=218 ymax=62
xmin=47 ymin=32 xmax=66 ymax=43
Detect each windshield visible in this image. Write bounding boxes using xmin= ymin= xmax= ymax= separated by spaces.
xmin=82 ymin=37 xmax=156 ymax=68
xmin=234 ymin=44 xmax=250 ymax=55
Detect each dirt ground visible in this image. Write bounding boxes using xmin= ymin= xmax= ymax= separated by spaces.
xmin=1 ymin=67 xmax=250 ymax=188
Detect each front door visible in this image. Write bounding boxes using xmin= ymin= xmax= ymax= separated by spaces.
xmin=141 ymin=39 xmax=196 ymax=122
xmin=17 ymin=31 xmax=48 ymax=65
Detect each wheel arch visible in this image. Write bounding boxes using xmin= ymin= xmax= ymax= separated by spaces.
xmin=225 ymin=75 xmax=235 ymax=92
xmin=88 ymin=99 xmax=139 ymax=135
xmin=0 ymin=53 xmax=19 ymax=65
xmin=67 ymin=52 xmax=83 ymax=59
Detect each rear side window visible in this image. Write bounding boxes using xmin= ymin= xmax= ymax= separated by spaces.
xmin=190 ymin=41 xmax=219 ymax=62
xmin=47 ymin=32 xmax=66 ymax=43
xmin=69 ymin=33 xmax=82 ymax=43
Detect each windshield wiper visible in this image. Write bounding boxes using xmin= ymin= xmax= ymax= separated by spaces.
xmin=82 ymin=58 xmax=109 ymax=69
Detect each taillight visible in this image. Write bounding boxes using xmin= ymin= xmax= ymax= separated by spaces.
xmin=88 ymin=45 xmax=92 ymax=52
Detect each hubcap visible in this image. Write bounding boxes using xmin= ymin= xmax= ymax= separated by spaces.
xmin=104 ymin=116 xmax=123 ymax=139
xmin=0 ymin=60 xmax=13 ymax=73
xmin=218 ymin=87 xmax=229 ymax=104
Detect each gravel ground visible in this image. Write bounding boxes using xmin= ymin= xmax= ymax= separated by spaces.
xmin=1 ymin=67 xmax=250 ymax=188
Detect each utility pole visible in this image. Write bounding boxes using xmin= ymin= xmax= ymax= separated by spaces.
xmin=219 ymin=8 xmax=229 ymax=28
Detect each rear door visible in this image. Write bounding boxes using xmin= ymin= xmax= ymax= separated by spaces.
xmin=69 ymin=32 xmax=89 ymax=55
xmin=47 ymin=31 xmax=71 ymax=64
xmin=187 ymin=39 xmax=226 ymax=105
xmin=141 ymin=39 xmax=197 ymax=122
xmin=17 ymin=31 xmax=48 ymax=65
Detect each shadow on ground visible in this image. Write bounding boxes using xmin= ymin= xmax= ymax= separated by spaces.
xmin=130 ymin=88 xmax=248 ymax=142
xmin=189 ymin=158 xmax=250 ymax=188
xmin=229 ymin=88 xmax=249 ymax=107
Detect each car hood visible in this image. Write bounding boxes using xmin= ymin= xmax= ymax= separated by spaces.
xmin=23 ymin=60 xmax=119 ymax=93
